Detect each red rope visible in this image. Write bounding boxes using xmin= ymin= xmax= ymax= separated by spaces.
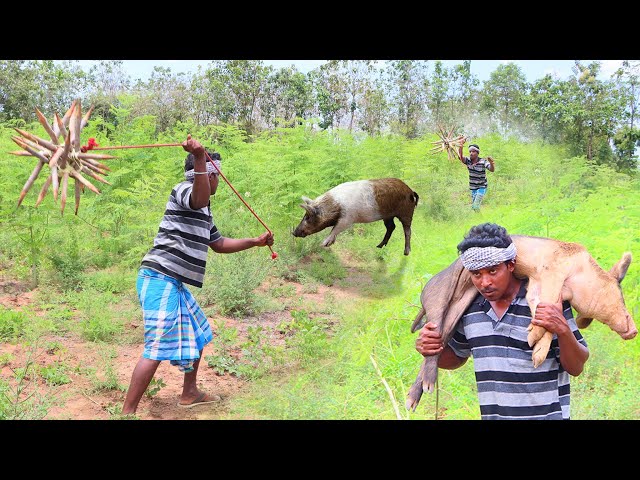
xmin=82 ymin=138 xmax=277 ymax=259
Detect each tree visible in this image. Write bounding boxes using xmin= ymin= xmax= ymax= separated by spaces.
xmin=526 ymin=74 xmax=567 ymax=144
xmin=224 ymin=60 xmax=273 ymax=135
xmin=384 ymin=60 xmax=429 ymax=138
xmin=479 ymin=63 xmax=528 ymax=134
xmin=132 ymin=66 xmax=191 ymax=133
xmin=427 ymin=60 xmax=450 ymax=127
xmin=567 ymin=61 xmax=626 ymax=164
xmin=309 ymin=62 xmax=349 ymax=130
xmin=261 ymin=66 xmax=313 ymax=128
xmin=85 ymin=60 xmax=131 ymax=125
xmin=359 ymin=75 xmax=388 ymax=136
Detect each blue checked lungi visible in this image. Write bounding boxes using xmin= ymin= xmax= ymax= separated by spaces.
xmin=136 ymin=268 xmax=213 ymax=373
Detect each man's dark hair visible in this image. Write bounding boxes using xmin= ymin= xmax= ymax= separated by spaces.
xmin=469 ymin=144 xmax=480 ymax=151
xmin=457 ymin=223 xmax=512 ymax=254
xmin=184 ymin=149 xmax=221 ymax=171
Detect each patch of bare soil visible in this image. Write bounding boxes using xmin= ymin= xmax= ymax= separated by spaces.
xmin=0 ymin=253 xmax=367 ymax=420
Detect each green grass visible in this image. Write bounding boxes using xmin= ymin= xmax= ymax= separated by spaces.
xmin=0 ymin=123 xmax=638 ymax=420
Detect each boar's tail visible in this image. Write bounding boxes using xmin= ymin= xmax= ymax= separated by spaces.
xmin=411 ymin=191 xmax=419 ymax=206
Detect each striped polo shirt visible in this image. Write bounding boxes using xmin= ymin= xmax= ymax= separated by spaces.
xmin=463 ymin=156 xmax=491 ymax=190
xmin=449 ymin=280 xmax=587 ymax=420
xmin=140 ymin=181 xmax=222 ymax=288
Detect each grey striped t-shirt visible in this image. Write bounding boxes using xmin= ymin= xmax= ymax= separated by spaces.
xmin=464 ymin=156 xmax=491 ymax=190
xmin=449 ymin=280 xmax=587 ymax=420
xmin=140 ymin=181 xmax=222 ymax=288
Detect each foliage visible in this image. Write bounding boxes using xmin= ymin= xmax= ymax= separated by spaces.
xmin=0 ymin=108 xmax=638 ymax=420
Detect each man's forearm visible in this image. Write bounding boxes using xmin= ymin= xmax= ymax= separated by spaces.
xmin=210 ymin=237 xmax=257 ymax=254
xmin=438 ymin=346 xmax=468 ymax=370
xmin=557 ymin=330 xmax=589 ymax=376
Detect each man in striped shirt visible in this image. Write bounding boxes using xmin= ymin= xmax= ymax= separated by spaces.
xmin=122 ymin=135 xmax=274 ymax=415
xmin=415 ymin=223 xmax=589 ymax=419
xmin=458 ymin=143 xmax=495 ymax=211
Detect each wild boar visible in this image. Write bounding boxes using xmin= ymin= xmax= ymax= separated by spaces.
xmin=292 ymin=178 xmax=419 ymax=256
xmin=406 ymin=234 xmax=636 ymax=411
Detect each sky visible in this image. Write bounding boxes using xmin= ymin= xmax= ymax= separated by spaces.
xmin=68 ymin=59 xmax=627 ymax=83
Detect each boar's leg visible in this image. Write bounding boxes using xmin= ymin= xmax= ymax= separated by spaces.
xmin=531 ymin=331 xmax=554 ymax=368
xmin=406 ymin=372 xmax=424 ymax=411
xmin=376 ymin=218 xmax=396 ymax=249
xmin=525 ymin=277 xmax=563 ymax=368
xmin=576 ymin=315 xmax=593 ymax=328
xmin=321 ymin=218 xmax=351 ymax=247
xmin=398 ymin=215 xmax=413 ymax=256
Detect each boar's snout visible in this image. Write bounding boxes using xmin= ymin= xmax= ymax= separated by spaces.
xmin=622 ymin=318 xmax=637 ymax=340
xmin=292 ymin=227 xmax=306 ymax=238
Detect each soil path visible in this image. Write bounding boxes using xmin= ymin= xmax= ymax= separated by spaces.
xmin=0 ymin=255 xmax=372 ymax=420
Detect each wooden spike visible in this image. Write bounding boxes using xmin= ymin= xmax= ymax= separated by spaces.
xmin=9 ymin=150 xmax=33 ymax=156
xmin=14 ymin=128 xmax=58 ymax=152
xmin=69 ymin=102 xmax=81 ymax=152
xmin=81 ymin=165 xmax=111 ymax=185
xmin=80 ymin=104 xmax=94 ymax=130
xmin=12 ymin=135 xmax=50 ymax=156
xmin=80 ymin=160 xmax=110 ymax=176
xmin=17 ymin=160 xmax=46 ymax=207
xmin=35 ymin=107 xmax=59 ymax=144
xmin=49 ymin=147 xmax=65 ymax=169
xmin=61 ymin=100 xmax=77 ymax=128
xmin=77 ymin=152 xmax=117 ymax=160
xmin=52 ymin=166 xmax=59 ymax=201
xmin=11 ymin=136 xmax=51 ymax=165
xmin=54 ymin=113 xmax=67 ymax=140
xmin=35 ymin=175 xmax=52 ymax=207
xmin=79 ymin=157 xmax=111 ymax=171
xmin=58 ymin=132 xmax=71 ymax=170
xmin=74 ymin=178 xmax=81 ymax=215
xmin=70 ymin=171 xmax=100 ymax=194
xmin=60 ymin=172 xmax=70 ymax=214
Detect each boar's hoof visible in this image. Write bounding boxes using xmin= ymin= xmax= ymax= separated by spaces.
xmin=321 ymin=237 xmax=335 ymax=247
xmin=527 ymin=324 xmax=546 ymax=347
xmin=531 ymin=334 xmax=552 ymax=368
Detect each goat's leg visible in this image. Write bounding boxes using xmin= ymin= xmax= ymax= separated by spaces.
xmin=376 ymin=218 xmax=395 ymax=248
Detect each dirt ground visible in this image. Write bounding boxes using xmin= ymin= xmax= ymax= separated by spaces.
xmin=0 ymin=260 xmax=370 ymax=420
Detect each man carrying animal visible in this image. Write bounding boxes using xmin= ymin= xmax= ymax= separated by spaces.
xmin=121 ymin=135 xmax=274 ymax=415
xmin=458 ymin=142 xmax=494 ymax=211
xmin=415 ymin=223 xmax=589 ymax=419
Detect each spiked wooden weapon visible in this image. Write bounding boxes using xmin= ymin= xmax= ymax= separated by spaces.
xmin=10 ymin=99 xmax=114 ymax=215
xmin=429 ymin=124 xmax=468 ymax=161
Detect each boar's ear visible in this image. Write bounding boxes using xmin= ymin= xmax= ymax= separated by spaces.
xmin=609 ymin=252 xmax=632 ymax=284
xmin=301 ymin=196 xmax=313 ymax=204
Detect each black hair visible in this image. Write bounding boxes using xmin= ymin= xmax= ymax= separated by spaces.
xmin=457 ymin=223 xmax=512 ymax=254
xmin=469 ymin=144 xmax=480 ymax=151
xmin=184 ymin=149 xmax=221 ymax=171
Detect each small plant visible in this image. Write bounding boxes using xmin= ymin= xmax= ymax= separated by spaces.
xmin=0 ymin=353 xmax=13 ymax=367
xmin=237 ymin=325 xmax=282 ymax=380
xmin=0 ymin=308 xmax=27 ymax=341
xmin=91 ymin=349 xmax=126 ymax=393
xmin=45 ymin=341 xmax=64 ymax=355
xmin=39 ymin=362 xmax=71 ymax=386
xmin=0 ymin=340 xmax=51 ymax=420
xmin=144 ymin=378 xmax=166 ymax=398
xmin=205 ymin=319 xmax=240 ymax=376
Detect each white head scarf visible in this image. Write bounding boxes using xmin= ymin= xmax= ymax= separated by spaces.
xmin=184 ymin=159 xmax=221 ymax=182
xmin=460 ymin=243 xmax=517 ymax=270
